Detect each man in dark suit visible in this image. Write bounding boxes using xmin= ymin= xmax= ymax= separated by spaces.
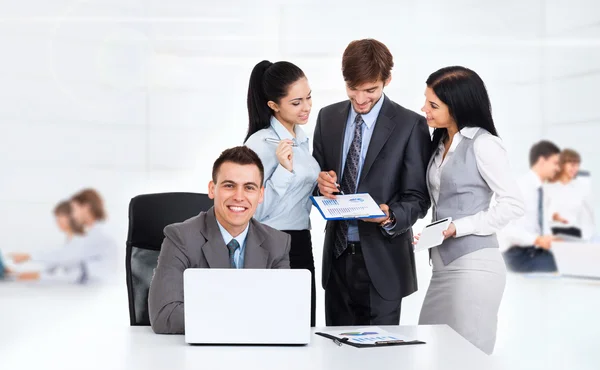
xmin=313 ymin=39 xmax=431 ymax=326
xmin=149 ymin=146 xmax=291 ymax=334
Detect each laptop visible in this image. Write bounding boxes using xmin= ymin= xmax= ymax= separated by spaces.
xmin=183 ymin=268 xmax=311 ymax=345
xmin=552 ymin=242 xmax=600 ymax=279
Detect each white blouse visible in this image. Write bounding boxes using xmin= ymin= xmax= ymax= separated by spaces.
xmin=546 ymin=178 xmax=596 ymax=240
xmin=428 ymin=127 xmax=524 ymax=237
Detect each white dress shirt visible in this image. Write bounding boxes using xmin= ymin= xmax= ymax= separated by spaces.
xmin=546 ymin=178 xmax=596 ymax=240
xmin=33 ymin=222 xmax=117 ymax=283
xmin=216 ymin=220 xmax=249 ymax=268
xmin=429 ymin=127 xmax=524 ymax=238
xmin=502 ymin=170 xmax=552 ymax=247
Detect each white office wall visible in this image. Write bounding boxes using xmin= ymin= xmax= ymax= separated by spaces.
xmin=0 ymin=0 xmax=598 ymax=325
xmin=542 ymin=0 xmax=600 ymax=218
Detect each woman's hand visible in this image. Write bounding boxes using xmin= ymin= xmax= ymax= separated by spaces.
xmin=276 ymin=140 xmax=294 ymax=172
xmin=413 ymin=233 xmax=421 ymax=245
xmin=442 ymin=223 xmax=457 ymax=240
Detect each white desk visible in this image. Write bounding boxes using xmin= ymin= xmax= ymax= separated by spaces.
xmin=0 ymin=283 xmax=495 ymax=370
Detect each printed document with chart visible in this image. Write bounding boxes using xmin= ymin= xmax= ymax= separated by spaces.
xmin=310 ymin=193 xmax=385 ymax=220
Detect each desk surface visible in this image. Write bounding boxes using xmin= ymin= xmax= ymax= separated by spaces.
xmin=0 ymin=283 xmax=496 ymax=370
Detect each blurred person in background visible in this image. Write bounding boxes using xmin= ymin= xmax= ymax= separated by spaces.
xmin=244 ymin=60 xmax=319 ymax=327
xmin=502 ymin=141 xmax=562 ymax=272
xmin=11 ymin=189 xmax=117 ymax=283
xmin=547 ymin=149 xmax=596 ymax=240
xmin=10 ymin=200 xmax=85 ymax=281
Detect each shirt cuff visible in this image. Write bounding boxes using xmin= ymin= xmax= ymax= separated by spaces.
xmin=381 ymin=212 xmax=397 ymax=235
xmin=453 ymin=218 xmax=475 ymax=238
xmin=270 ymin=164 xmax=295 ymax=196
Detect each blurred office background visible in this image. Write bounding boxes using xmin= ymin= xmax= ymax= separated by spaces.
xmin=1 ymin=0 xmax=598 ymax=368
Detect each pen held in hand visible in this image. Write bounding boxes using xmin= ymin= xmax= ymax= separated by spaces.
xmin=326 ymin=172 xmax=344 ymax=195
xmin=264 ymin=138 xmax=298 ymax=147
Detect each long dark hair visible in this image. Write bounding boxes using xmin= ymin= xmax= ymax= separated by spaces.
xmin=245 ymin=60 xmax=305 ymax=142
xmin=426 ymin=66 xmax=498 ymax=148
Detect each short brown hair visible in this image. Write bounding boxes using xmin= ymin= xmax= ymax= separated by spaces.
xmin=53 ymin=200 xmax=85 ymax=235
xmin=53 ymin=200 xmax=72 ymax=216
xmin=342 ymin=39 xmax=394 ymax=88
xmin=212 ymin=146 xmax=264 ymax=184
xmin=71 ymin=188 xmax=107 ymax=221
xmin=529 ymin=140 xmax=560 ymax=167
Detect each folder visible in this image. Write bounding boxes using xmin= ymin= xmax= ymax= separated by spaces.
xmin=315 ymin=327 xmax=425 ymax=348
xmin=310 ymin=193 xmax=386 ymax=221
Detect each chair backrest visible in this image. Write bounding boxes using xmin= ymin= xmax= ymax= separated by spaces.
xmin=126 ymin=192 xmax=213 ymax=326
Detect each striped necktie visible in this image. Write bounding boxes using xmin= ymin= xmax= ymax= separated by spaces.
xmin=333 ymin=114 xmax=364 ymax=258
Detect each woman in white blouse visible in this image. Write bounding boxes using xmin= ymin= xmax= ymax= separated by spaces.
xmin=547 ymin=149 xmax=596 ymax=240
xmin=416 ymin=66 xmax=525 ymax=355
xmin=244 ymin=60 xmax=320 ymax=326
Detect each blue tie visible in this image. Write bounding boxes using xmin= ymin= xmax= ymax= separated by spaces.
xmin=333 ymin=114 xmax=364 ymax=258
xmin=227 ymin=239 xmax=240 ymax=268
xmin=537 ymin=186 xmax=544 ymax=234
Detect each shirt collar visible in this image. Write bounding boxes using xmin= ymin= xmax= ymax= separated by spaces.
xmin=216 ymin=219 xmax=250 ymax=247
xmin=459 ymin=126 xmax=480 ymax=139
xmin=349 ymin=93 xmax=386 ymax=130
xmin=529 ymin=169 xmax=544 ymax=187
xmin=270 ymin=116 xmax=309 ymax=144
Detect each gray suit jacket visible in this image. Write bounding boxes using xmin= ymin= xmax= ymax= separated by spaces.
xmin=148 ymin=207 xmax=291 ymax=334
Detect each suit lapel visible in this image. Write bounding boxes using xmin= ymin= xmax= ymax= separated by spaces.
xmin=243 ymin=220 xmax=269 ymax=268
xmin=426 ymin=152 xmax=436 ymax=206
xmin=358 ymin=97 xmax=396 ymax=186
xmin=201 ymin=208 xmax=231 ymax=268
xmin=331 ymin=102 xmax=351 ymax=175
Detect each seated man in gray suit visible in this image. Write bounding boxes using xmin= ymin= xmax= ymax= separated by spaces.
xmin=148 ymin=146 xmax=291 ymax=334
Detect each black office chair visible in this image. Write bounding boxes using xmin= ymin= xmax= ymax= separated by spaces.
xmin=126 ymin=192 xmax=213 ymax=326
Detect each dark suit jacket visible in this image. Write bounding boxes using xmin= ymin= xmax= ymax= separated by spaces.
xmin=313 ymin=96 xmax=431 ymax=301
xmin=148 ymin=207 xmax=291 ymax=334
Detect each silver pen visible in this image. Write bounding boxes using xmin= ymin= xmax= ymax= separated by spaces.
xmin=326 ymin=172 xmax=344 ymax=195
xmin=264 ymin=138 xmax=298 ymax=147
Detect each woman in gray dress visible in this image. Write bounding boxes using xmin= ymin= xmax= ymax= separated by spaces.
xmin=416 ymin=66 xmax=525 ymax=354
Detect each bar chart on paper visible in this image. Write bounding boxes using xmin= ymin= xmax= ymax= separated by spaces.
xmin=311 ymin=194 xmax=386 ymax=220
xmin=323 ymin=327 xmax=420 ymax=345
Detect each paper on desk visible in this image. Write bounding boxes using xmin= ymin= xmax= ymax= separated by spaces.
xmin=323 ymin=327 xmax=416 ymax=345
xmin=311 ymin=193 xmax=385 ymax=220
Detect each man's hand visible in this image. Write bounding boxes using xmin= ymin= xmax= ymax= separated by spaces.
xmin=552 ymin=213 xmax=569 ymax=224
xmin=317 ymin=170 xmax=340 ymax=199
xmin=361 ymin=204 xmax=390 ymax=224
xmin=535 ymin=235 xmax=561 ymax=250
xmin=10 ymin=253 xmax=31 ymax=264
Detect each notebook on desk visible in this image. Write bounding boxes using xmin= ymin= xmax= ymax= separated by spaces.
xmin=552 ymin=242 xmax=600 ymax=279
xmin=183 ymin=268 xmax=311 ymax=345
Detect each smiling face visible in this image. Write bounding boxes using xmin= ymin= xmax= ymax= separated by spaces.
xmin=537 ymin=153 xmax=561 ymax=181
xmin=208 ymin=161 xmax=264 ymax=237
xmin=421 ymin=87 xmax=456 ymax=130
xmin=563 ymin=161 xmax=580 ymax=180
xmin=346 ymin=78 xmax=389 ymax=114
xmin=270 ymin=77 xmax=312 ymax=127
